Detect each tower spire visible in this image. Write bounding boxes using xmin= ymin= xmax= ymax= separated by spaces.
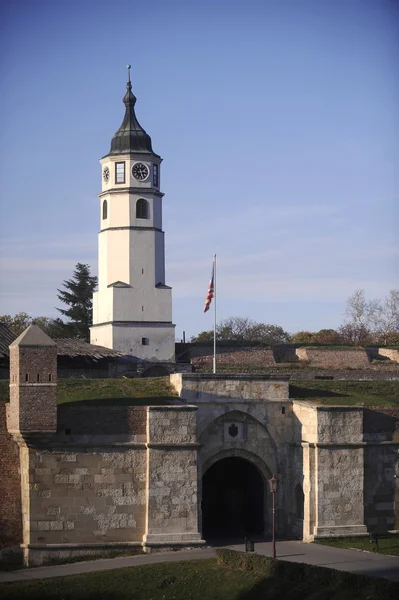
xmin=106 ymin=65 xmax=157 ymax=157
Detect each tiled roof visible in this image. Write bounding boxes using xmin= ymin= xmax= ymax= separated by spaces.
xmin=0 ymin=324 xmax=123 ymax=361
xmin=56 ymin=338 xmax=124 ymax=359
xmin=0 ymin=323 xmax=17 ymax=359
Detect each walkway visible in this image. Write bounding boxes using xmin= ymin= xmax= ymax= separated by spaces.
xmin=1 ymin=541 xmax=399 ymax=584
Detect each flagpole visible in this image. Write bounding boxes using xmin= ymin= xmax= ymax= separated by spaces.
xmin=213 ymin=254 xmax=216 ymax=374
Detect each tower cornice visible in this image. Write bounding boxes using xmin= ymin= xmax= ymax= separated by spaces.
xmin=100 ymin=154 xmax=163 ymax=163
xmin=98 ymin=188 xmax=164 ymax=199
xmin=99 ymin=226 xmax=164 ymax=234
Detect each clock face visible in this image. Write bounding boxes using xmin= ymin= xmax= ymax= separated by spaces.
xmin=132 ymin=162 xmax=149 ymax=181
xmin=103 ymin=167 xmax=110 ymax=183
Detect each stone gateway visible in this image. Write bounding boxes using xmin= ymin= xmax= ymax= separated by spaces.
xmin=1 ymin=326 xmax=398 ymax=566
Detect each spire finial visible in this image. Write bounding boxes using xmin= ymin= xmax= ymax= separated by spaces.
xmin=126 ymin=64 xmax=132 ymax=90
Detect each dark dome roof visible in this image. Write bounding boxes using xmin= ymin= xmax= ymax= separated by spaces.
xmin=106 ymin=77 xmax=158 ymax=157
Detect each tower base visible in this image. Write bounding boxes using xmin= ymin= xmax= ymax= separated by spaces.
xmin=90 ymin=321 xmax=175 ymax=362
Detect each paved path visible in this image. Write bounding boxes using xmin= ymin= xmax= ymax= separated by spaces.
xmin=1 ymin=541 xmax=399 ymax=584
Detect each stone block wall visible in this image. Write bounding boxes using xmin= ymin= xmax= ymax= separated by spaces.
xmin=378 ymin=349 xmax=399 ymax=363
xmin=363 ymin=407 xmax=399 ymax=532
xmin=144 ymin=406 xmax=203 ymax=547
xmin=295 ymin=348 xmax=370 ymax=369
xmin=57 ymin=405 xmax=147 ymax=441
xmin=170 ymin=373 xmax=289 ymax=404
xmin=0 ymin=404 xmax=22 ymax=551
xmin=364 ymin=445 xmax=399 ymax=532
xmin=24 ymin=448 xmax=147 ymax=546
xmin=191 ymin=347 xmax=276 ymax=368
xmin=8 ymin=401 xmax=203 ymax=564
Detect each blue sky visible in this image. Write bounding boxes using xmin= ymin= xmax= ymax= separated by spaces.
xmin=0 ymin=0 xmax=398 ymax=340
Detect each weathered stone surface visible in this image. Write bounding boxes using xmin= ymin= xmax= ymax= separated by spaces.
xmin=2 ymin=339 xmax=399 ymax=566
xmin=295 ymin=348 xmax=370 ymax=368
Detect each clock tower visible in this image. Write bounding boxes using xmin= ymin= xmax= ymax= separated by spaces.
xmin=90 ymin=68 xmax=175 ymax=362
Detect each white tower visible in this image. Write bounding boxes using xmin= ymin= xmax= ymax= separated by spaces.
xmin=90 ymin=68 xmax=175 ymax=362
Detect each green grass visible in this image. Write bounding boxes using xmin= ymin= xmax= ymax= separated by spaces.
xmin=2 ymin=378 xmax=399 ymax=407
xmin=315 ymin=536 xmax=399 ymax=557
xmin=2 ymin=553 xmax=398 ymax=600
xmin=301 ymin=345 xmax=365 ymax=351
xmin=0 ymin=377 xmax=178 ymax=405
xmin=0 ymin=559 xmax=262 ymax=600
xmin=290 ymin=380 xmax=399 ymax=406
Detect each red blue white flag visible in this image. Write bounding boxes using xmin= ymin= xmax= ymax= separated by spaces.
xmin=203 ymin=262 xmax=215 ymax=313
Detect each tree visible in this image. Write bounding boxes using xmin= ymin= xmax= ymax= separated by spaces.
xmin=0 ymin=313 xmax=72 ymax=338
xmin=344 ymin=289 xmax=380 ymax=330
xmin=32 ymin=317 xmax=73 ymax=339
xmin=0 ymin=312 xmax=31 ymax=336
xmin=290 ymin=331 xmax=315 ymax=344
xmin=339 ymin=289 xmax=399 ymax=345
xmin=192 ymin=330 xmax=214 ymax=342
xmin=191 ymin=317 xmax=290 ymax=344
xmin=57 ymin=263 xmax=97 ymax=340
xmin=338 ymin=323 xmax=373 ymax=346
xmin=312 ymin=329 xmax=343 ymax=344
xmin=374 ymin=289 xmax=399 ymax=345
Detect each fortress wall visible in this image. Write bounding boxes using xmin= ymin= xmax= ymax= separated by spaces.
xmin=191 ymin=347 xmax=276 ymax=367
xmin=364 ymin=444 xmax=399 ymax=532
xmin=0 ymin=404 xmax=22 ymax=550
xmin=295 ymin=349 xmax=370 ymax=368
xmin=378 ymin=349 xmax=399 ymax=363
xmin=57 ymin=405 xmax=147 ymax=438
xmin=26 ymin=447 xmax=148 ymax=548
xmin=170 ymin=373 xmax=289 ymax=403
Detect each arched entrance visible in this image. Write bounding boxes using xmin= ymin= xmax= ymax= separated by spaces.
xmin=202 ymin=457 xmax=264 ymax=539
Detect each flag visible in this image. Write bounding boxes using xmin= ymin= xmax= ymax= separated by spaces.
xmin=204 ymin=262 xmax=215 ymax=313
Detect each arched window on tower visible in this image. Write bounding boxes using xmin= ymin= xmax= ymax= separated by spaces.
xmin=136 ymin=198 xmax=149 ymax=219
xmin=102 ymin=200 xmax=108 ymax=220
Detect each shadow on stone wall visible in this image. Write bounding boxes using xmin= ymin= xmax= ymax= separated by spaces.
xmin=363 ymin=408 xmax=399 ymax=533
xmin=0 ymin=405 xmax=22 ymax=554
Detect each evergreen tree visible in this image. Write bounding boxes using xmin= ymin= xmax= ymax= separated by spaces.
xmin=57 ymin=263 xmax=97 ymax=340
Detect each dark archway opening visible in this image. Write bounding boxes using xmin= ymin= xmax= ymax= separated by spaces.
xmin=202 ymin=457 xmax=264 ymax=540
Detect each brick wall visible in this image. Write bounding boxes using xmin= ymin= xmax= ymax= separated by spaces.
xmin=0 ymin=404 xmax=22 ymax=549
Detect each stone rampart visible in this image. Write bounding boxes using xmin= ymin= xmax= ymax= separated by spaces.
xmin=295 ymin=348 xmax=370 ymax=368
xmin=170 ymin=373 xmax=289 ymax=404
xmin=191 ymin=347 xmax=276 ymax=368
xmin=378 ymin=349 xmax=399 ymax=363
xmin=57 ymin=405 xmax=147 ymax=440
xmin=0 ymin=405 xmax=22 ymax=551
xmin=182 ymin=343 xmax=399 ymax=372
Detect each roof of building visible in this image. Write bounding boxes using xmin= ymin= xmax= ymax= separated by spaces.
xmin=10 ymin=324 xmax=57 ymax=348
xmin=0 ymin=324 xmax=123 ymax=361
xmin=55 ymin=338 xmax=124 ymax=360
xmin=0 ymin=323 xmax=17 ymax=358
xmin=105 ymin=69 xmax=158 ymax=157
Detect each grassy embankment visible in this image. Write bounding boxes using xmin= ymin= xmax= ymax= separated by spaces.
xmin=0 ymin=377 xmax=178 ymax=406
xmin=315 ymin=536 xmax=399 ymax=557
xmin=1 ymin=550 xmax=398 ymax=600
xmin=1 ymin=378 xmax=398 ymax=407
xmin=289 ymin=380 xmax=399 ymax=407
xmin=52 ymin=378 xmax=399 ymax=407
